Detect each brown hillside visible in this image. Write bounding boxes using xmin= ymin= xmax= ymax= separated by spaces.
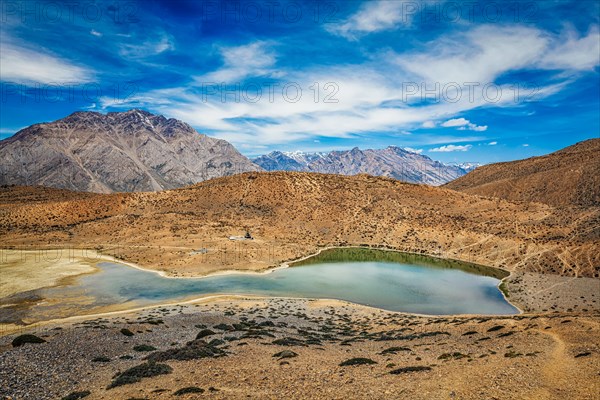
xmin=445 ymin=139 xmax=600 ymax=207
xmin=1 ymin=172 xmax=598 ymax=278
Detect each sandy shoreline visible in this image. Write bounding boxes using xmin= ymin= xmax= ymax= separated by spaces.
xmin=1 ymin=290 xmax=524 ymax=338
xmin=0 ymin=250 xmax=99 ymax=298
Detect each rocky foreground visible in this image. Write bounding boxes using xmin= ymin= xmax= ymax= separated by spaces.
xmin=0 ymin=296 xmax=599 ymax=400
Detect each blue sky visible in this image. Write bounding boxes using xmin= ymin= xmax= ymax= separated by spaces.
xmin=0 ymin=0 xmax=598 ymax=163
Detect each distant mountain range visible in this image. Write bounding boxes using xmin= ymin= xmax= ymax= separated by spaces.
xmin=0 ymin=109 xmax=482 ymax=192
xmin=253 ymin=147 xmax=479 ymax=186
xmin=446 ymin=138 xmax=600 ymax=208
xmin=0 ymin=110 xmax=260 ymax=192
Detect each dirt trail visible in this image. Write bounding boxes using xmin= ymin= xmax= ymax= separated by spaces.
xmin=530 ymin=327 xmax=587 ymax=399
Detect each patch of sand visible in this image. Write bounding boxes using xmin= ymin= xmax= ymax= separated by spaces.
xmin=0 ymin=249 xmax=100 ymax=298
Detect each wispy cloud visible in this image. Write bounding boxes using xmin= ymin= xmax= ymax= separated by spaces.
xmin=395 ymin=25 xmax=548 ymax=85
xmin=195 ymin=41 xmax=277 ymax=83
xmin=538 ymin=25 xmax=600 ymax=71
xmin=0 ymin=37 xmax=93 ymax=85
xmin=430 ymin=144 xmax=473 ymax=152
xmin=327 ymin=1 xmax=415 ymax=39
xmin=119 ymin=34 xmax=175 ymax=60
xmin=394 ymin=24 xmax=600 ymax=86
xmin=441 ymin=118 xmax=487 ymax=132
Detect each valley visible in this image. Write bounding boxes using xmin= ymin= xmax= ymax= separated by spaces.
xmin=1 ymin=152 xmax=599 ymax=400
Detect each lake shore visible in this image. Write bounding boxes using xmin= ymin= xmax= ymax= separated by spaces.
xmin=1 ymin=247 xmax=522 ymax=327
xmin=1 ymin=251 xmax=598 ymax=399
xmin=4 ymin=247 xmax=600 ymax=330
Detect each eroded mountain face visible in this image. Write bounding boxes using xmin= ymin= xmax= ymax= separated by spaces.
xmin=0 ymin=109 xmax=261 ymax=193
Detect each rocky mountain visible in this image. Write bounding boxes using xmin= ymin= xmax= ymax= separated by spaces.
xmin=252 ymin=151 xmax=307 ymax=171
xmin=455 ymin=162 xmax=482 ymax=172
xmin=253 ymin=146 xmax=470 ymax=185
xmin=0 ymin=110 xmax=261 ymax=193
xmin=282 ymin=151 xmax=326 ymax=165
xmin=445 ymin=139 xmax=600 ymax=208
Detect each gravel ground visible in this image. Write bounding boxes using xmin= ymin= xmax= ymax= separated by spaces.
xmin=1 ymin=298 xmax=599 ymax=400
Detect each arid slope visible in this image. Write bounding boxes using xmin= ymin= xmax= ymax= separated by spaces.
xmin=445 ymin=138 xmax=600 ymax=207
xmin=1 ymin=172 xmax=598 ymax=278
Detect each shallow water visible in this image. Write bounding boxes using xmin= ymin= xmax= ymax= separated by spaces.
xmin=3 ymin=249 xmax=518 ymax=322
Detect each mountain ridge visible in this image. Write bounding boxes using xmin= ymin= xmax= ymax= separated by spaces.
xmin=253 ymin=146 xmax=476 ymax=185
xmin=445 ymin=138 xmax=600 ymax=208
xmin=0 ymin=109 xmax=262 ymax=193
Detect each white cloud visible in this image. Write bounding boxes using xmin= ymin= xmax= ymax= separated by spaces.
xmin=523 ymin=144 xmax=529 ymax=147
xmin=442 ymin=118 xmax=487 ymax=131
xmin=90 ymin=30 xmax=102 ymax=37
xmin=99 ymin=23 xmax=597 ymax=149
xmin=403 ymin=147 xmax=423 ymax=154
xmin=394 ymin=24 xmax=600 ymax=88
xmin=430 ymin=144 xmax=473 ymax=152
xmin=0 ymin=38 xmax=92 ymax=85
xmin=441 ymin=118 xmax=469 ymax=127
xmin=328 ymin=1 xmax=413 ymax=39
xmin=119 ymin=34 xmax=174 ymax=59
xmin=396 ymin=25 xmax=549 ymax=85
xmin=196 ymin=42 xmax=277 ymax=83
xmin=459 ymin=124 xmax=488 ymax=132
xmin=539 ymin=26 xmax=600 ymax=70
xmin=488 ymin=141 xmax=497 ymax=145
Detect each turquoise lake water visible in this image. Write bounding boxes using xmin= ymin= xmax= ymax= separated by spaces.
xmin=30 ymin=248 xmax=518 ymax=317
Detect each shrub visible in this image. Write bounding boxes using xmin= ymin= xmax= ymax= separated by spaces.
xmin=133 ymin=345 xmax=157 ymax=352
xmin=174 ymin=387 xmax=205 ymax=395
xmin=272 ymin=350 xmax=298 ymax=359
xmin=339 ymin=357 xmax=377 ymax=366
xmin=108 ymin=362 xmax=173 ymax=389
xmin=61 ymin=391 xmax=91 ymax=400
xmin=120 ymin=328 xmax=135 ymax=337
xmin=487 ymin=325 xmax=504 ymax=332
xmin=195 ymin=329 xmax=216 ymax=339
xmin=145 ymin=340 xmax=225 ymax=362
xmin=380 ymin=346 xmax=411 ymax=355
xmin=389 ymin=366 xmax=432 ymax=374
xmin=12 ymin=334 xmax=46 ymax=347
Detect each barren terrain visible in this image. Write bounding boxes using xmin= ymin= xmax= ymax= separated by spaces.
xmin=446 ymin=138 xmax=600 ymax=208
xmin=1 ymin=170 xmax=599 ymax=399
xmin=1 ymin=172 xmax=598 ymax=279
xmin=1 ymin=298 xmax=598 ymax=400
